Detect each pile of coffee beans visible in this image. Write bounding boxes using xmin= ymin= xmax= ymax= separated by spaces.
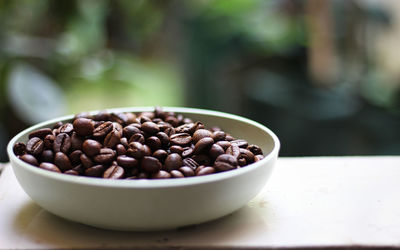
xmin=13 ymin=108 xmax=264 ymax=179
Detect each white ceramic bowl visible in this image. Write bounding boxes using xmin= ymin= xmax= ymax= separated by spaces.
xmin=7 ymin=107 xmax=280 ymax=231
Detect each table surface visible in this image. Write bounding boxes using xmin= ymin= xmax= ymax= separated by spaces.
xmin=1 ymin=156 xmax=400 ymax=250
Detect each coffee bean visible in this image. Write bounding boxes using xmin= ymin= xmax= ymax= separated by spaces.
xmin=127 ymin=142 xmax=144 ymax=158
xmin=182 ymin=158 xmax=199 ymax=170
xmin=73 ymin=164 xmax=84 ymax=174
xmin=110 ymin=113 xmax=128 ymax=125
xmin=73 ymin=118 xmax=94 ymax=136
xmin=210 ymin=126 xmax=221 ymax=132
xmin=212 ymin=131 xmax=226 ymax=141
xmin=156 ymin=132 xmax=169 ymax=147
xmin=179 ymin=166 xmax=195 ymax=177
xmin=82 ymin=139 xmax=102 ymax=157
xmin=29 ymin=128 xmax=52 ymax=139
xmin=69 ymin=150 xmax=82 ymax=165
xmin=192 ymin=154 xmax=211 ymax=166
xmin=13 ymin=142 xmax=26 ymax=156
xmin=64 ymin=169 xmax=79 ymax=175
xmin=169 ymin=145 xmax=184 ymax=155
xmin=193 ymin=129 xmax=212 ymax=144
xmin=44 ymin=134 xmax=55 ymax=149
xmin=54 ymin=152 xmax=72 ymax=171
xmin=85 ymin=165 xmax=105 ymax=177
xmin=129 ymin=133 xmax=145 ymax=144
xmin=193 ymin=137 xmax=214 ymax=155
xmin=146 ymin=136 xmax=161 ymax=150
xmin=239 ymin=148 xmax=255 ymax=163
xmin=103 ymin=165 xmax=124 ymax=179
xmin=152 ymin=170 xmax=171 ymax=179
xmin=70 ymin=132 xmax=83 ymax=151
xmin=19 ymin=154 xmax=39 ymax=166
xmin=74 ymin=112 xmax=92 ymax=120
xmin=53 ymin=121 xmax=64 ymax=129
xmin=93 ymin=148 xmax=116 ymax=164
xmin=152 ymin=149 xmax=168 ymax=162
xmin=117 ymin=155 xmax=138 ymax=168
xmin=53 ymin=133 xmax=71 ymax=154
xmin=238 ymin=158 xmax=247 ymax=167
xmin=157 ymin=121 xmax=172 ymax=131
xmin=116 ymin=144 xmax=127 ymax=155
xmin=170 ymin=170 xmax=184 ymax=178
xmin=41 ymin=150 xmax=54 ymax=163
xmin=123 ymin=124 xmax=141 ymax=138
xmin=231 ymin=139 xmax=248 ymax=148
xmin=165 ymin=116 xmax=179 ymax=127
xmin=254 ymin=154 xmax=264 ymax=162
xmin=80 ymin=154 xmax=94 ymax=168
xmin=170 ymin=133 xmax=192 ymax=146
xmin=141 ymin=156 xmax=161 ymax=173
xmin=216 ymin=141 xmax=231 ymax=150
xmin=214 ymin=154 xmax=238 ymax=171
xmin=226 ymin=144 xmax=240 ymax=158
xmin=93 ymin=121 xmax=113 ymax=137
xmin=175 ymin=123 xmax=197 ymax=134
xmin=143 ymin=145 xmax=152 ymax=156
xmin=26 ymin=137 xmax=44 ymax=155
xmin=225 ymin=135 xmax=235 ymax=141
xmin=164 ymin=127 xmax=175 ymax=136
xmin=196 ymin=166 xmax=215 ymax=176
xmin=182 ymin=147 xmax=194 ymax=158
xmin=154 ymin=106 xmax=166 ymax=119
xmin=164 ymin=153 xmax=182 ymax=171
xmin=39 ymin=162 xmax=61 ymax=173
xmin=59 ymin=123 xmax=74 ymax=134
xmin=104 ymin=127 xmax=123 ymax=148
xmin=209 ymin=144 xmax=225 ymax=159
xmin=141 ymin=121 xmax=159 ymax=134
xmin=247 ymin=145 xmax=263 ymax=155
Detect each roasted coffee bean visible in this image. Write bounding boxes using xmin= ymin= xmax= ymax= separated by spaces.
xmin=41 ymin=150 xmax=54 ymax=163
xmin=175 ymin=123 xmax=197 ymax=134
xmin=225 ymin=135 xmax=235 ymax=141
xmin=69 ymin=150 xmax=82 ymax=165
xmin=212 ymin=131 xmax=226 ymax=142
xmin=116 ymin=144 xmax=127 ymax=155
xmin=59 ymin=123 xmax=74 ymax=134
xmin=165 ymin=116 xmax=179 ymax=127
xmin=93 ymin=121 xmax=113 ymax=137
xmin=210 ymin=126 xmax=221 ymax=132
xmin=127 ymin=142 xmax=144 ymax=158
xmin=214 ymin=154 xmax=238 ymax=172
xmin=64 ymin=169 xmax=79 ymax=175
xmin=70 ymin=132 xmax=83 ymax=151
xmin=39 ymin=162 xmax=61 ymax=173
xmin=196 ymin=166 xmax=215 ymax=176
xmin=179 ymin=166 xmax=195 ymax=177
xmin=117 ymin=155 xmax=138 ymax=168
xmin=73 ymin=164 xmax=84 ymax=174
xmin=247 ymin=145 xmax=263 ymax=155
xmin=154 ymin=106 xmax=166 ymax=119
xmin=193 ymin=137 xmax=214 ymax=155
xmin=123 ymin=124 xmax=141 ymax=138
xmin=164 ymin=153 xmax=183 ymax=171
xmin=254 ymin=154 xmax=264 ymax=162
xmin=80 ymin=154 xmax=94 ymax=169
xmin=53 ymin=121 xmax=64 ymax=129
xmin=182 ymin=147 xmax=194 ymax=158
xmin=209 ymin=144 xmax=225 ymax=159
xmin=82 ymin=139 xmax=102 ymax=157
xmin=169 ymin=145 xmax=184 ymax=155
xmin=93 ymin=111 xmax=110 ymax=121
xmin=156 ymin=132 xmax=169 ymax=147
xmin=153 ymin=149 xmax=168 ymax=162
xmin=146 ymin=136 xmax=161 ymax=150
xmin=136 ymin=172 xmax=149 ymax=179
xmin=170 ymin=170 xmax=184 ymax=178
xmin=141 ymin=121 xmax=159 ymax=134
xmin=73 ymin=118 xmax=94 ymax=136
xmin=182 ymin=158 xmax=199 ymax=170
xmin=192 ymin=154 xmax=211 ymax=166
xmin=193 ymin=129 xmax=212 ymax=144
xmin=85 ymin=165 xmax=105 ymax=177
xmin=53 ymin=133 xmax=71 ymax=154
xmin=104 ymin=127 xmax=123 ymax=148
xmin=157 ymin=121 xmax=172 ymax=131
xmin=170 ymin=133 xmax=191 ymax=146
xmin=231 ymin=139 xmax=248 ymax=148
xmin=216 ymin=141 xmax=231 ymax=150
xmin=143 ymin=145 xmax=152 ymax=156
xmin=103 ymin=165 xmax=124 ymax=179
xmin=26 ymin=137 xmax=44 ymax=155
xmin=125 ymin=112 xmax=137 ymax=124
xmin=164 ymin=127 xmax=175 ymax=136
xmin=238 ymin=158 xmax=247 ymax=167
xmin=141 ymin=156 xmax=162 ymax=173
xmin=120 ymin=137 xmax=129 ymax=147
xmin=13 ymin=142 xmax=26 ymax=156
xmin=44 ymin=134 xmax=55 ymax=149
xmin=129 ymin=133 xmax=145 ymax=144
xmin=29 ymin=128 xmax=52 ymax=139
xmin=93 ymin=148 xmax=116 ymax=164
xmin=54 ymin=152 xmax=72 ymax=171
xmin=226 ymin=144 xmax=240 ymax=158
xmin=110 ymin=113 xmax=128 ymax=125
xmin=152 ymin=170 xmax=171 ymax=179
xmin=239 ymin=148 xmax=255 ymax=163
xmin=20 ymin=154 xmax=39 ymax=166
xmin=74 ymin=112 xmax=92 ymax=120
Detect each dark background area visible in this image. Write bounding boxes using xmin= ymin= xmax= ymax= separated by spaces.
xmin=1 ymin=0 xmax=399 ymax=161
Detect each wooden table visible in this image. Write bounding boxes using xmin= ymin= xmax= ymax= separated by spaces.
xmin=1 ymin=156 xmax=400 ymax=249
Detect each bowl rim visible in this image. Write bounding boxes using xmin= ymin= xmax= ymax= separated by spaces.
xmin=7 ymin=107 xmax=280 ymax=189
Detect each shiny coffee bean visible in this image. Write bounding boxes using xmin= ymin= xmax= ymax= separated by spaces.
xmin=179 ymin=166 xmax=195 ymax=177
xmin=80 ymin=154 xmax=94 ymax=168
xmin=85 ymin=165 xmax=105 ymax=177
xmin=93 ymin=121 xmax=113 ymax=137
xmin=64 ymin=169 xmax=79 ymax=175
xmin=239 ymin=148 xmax=255 ymax=163
xmin=116 ymin=144 xmax=127 ymax=155
xmin=225 ymin=135 xmax=235 ymax=141
xmin=196 ymin=166 xmax=215 ymax=176
xmin=129 ymin=133 xmax=145 ymax=144
xmin=212 ymin=131 xmax=226 ymax=142
xmin=193 ymin=129 xmax=212 ymax=144
xmin=182 ymin=147 xmax=194 ymax=158
xmin=170 ymin=170 xmax=184 ymax=178
xmin=117 ymin=155 xmax=138 ymax=168
xmin=182 ymin=158 xmax=199 ymax=170
xmin=103 ymin=165 xmax=124 ymax=179
xmin=53 ymin=133 xmax=71 ymax=154
xmin=156 ymin=132 xmax=170 ymax=147
xmin=164 ymin=153 xmax=183 ymax=171
xmin=192 ymin=154 xmax=211 ymax=166
xmin=146 ymin=136 xmax=162 ymax=150
xmin=123 ymin=125 xmax=141 ymax=138
xmin=59 ymin=123 xmax=74 ymax=134
xmin=39 ymin=162 xmax=61 ymax=173
xmin=153 ymin=149 xmax=168 ymax=162
xmin=69 ymin=150 xmax=82 ymax=165
xmin=247 ymin=145 xmax=263 ymax=155
xmin=254 ymin=154 xmax=264 ymax=162
xmin=82 ymin=139 xmax=102 ymax=157
xmin=152 ymin=170 xmax=171 ymax=179
xmin=209 ymin=144 xmax=225 ymax=159
xmin=226 ymin=144 xmax=240 ymax=158
xmin=70 ymin=132 xmax=83 ymax=151
xmin=26 ymin=137 xmax=44 ymax=155
xmin=104 ymin=128 xmax=123 ymax=148
xmin=54 ymin=152 xmax=72 ymax=171
xmin=193 ymin=137 xmax=214 ymax=155
xmin=231 ymin=139 xmax=248 ymax=148
xmin=41 ymin=150 xmax=54 ymax=163
xmin=143 ymin=144 xmax=152 ymax=156
xmin=141 ymin=156 xmax=162 ymax=173
xmin=170 ymin=133 xmax=192 ymax=146
xmin=29 ymin=128 xmax=52 ymax=139
xmin=44 ymin=134 xmax=55 ymax=149
xmin=13 ymin=142 xmax=26 ymax=156
xmin=127 ymin=142 xmax=144 ymax=158
xmin=169 ymin=145 xmax=184 ymax=155
xmin=175 ymin=123 xmax=197 ymax=134
xmin=73 ymin=118 xmax=94 ymax=136
xmin=19 ymin=154 xmax=39 ymax=166
xmin=141 ymin=121 xmax=160 ymax=134
xmin=93 ymin=148 xmax=115 ymax=164
xmin=214 ymin=154 xmax=238 ymax=172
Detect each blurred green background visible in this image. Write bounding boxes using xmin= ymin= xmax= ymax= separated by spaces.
xmin=1 ymin=0 xmax=399 ymax=161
